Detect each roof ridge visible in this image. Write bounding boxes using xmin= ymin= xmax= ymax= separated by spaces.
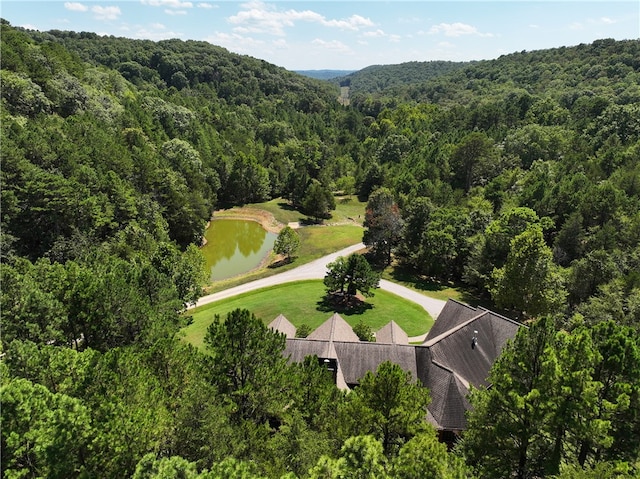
xmin=446 ymin=298 xmax=479 ymax=313
xmin=431 ymin=359 xmax=471 ymax=389
xmin=330 ymin=313 xmax=338 ymax=341
xmin=477 ymin=307 xmax=524 ymax=328
xmin=424 ymin=311 xmax=489 ymax=347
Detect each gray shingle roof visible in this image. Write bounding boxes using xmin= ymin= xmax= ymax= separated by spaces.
xmin=268 ymin=314 xmax=297 ymax=338
xmin=375 ymin=321 xmax=409 ymax=344
xmin=307 ymin=313 xmax=360 ymax=342
xmin=424 ymin=298 xmax=478 ymax=342
xmin=279 ymin=299 xmax=521 ymax=433
xmin=334 ymin=342 xmax=418 ymax=385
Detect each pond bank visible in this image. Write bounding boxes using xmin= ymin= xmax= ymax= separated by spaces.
xmin=211 ymin=207 xmax=284 ymax=234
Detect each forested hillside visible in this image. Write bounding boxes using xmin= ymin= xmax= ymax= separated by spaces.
xmin=2 ymin=18 xmax=639 ymax=478
xmin=331 ymin=60 xmax=468 ymax=94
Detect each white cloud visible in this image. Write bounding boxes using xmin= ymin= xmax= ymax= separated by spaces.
xmin=322 ymin=14 xmax=373 ymax=30
xmin=363 ymin=29 xmax=386 ymax=38
xmin=64 ymin=2 xmax=89 ymax=12
xmin=141 ymin=0 xmax=193 ymax=8
xmin=428 ymin=22 xmax=493 ymax=38
xmin=134 ymin=24 xmax=184 ymax=40
xmin=312 ymin=38 xmax=352 ymax=54
xmin=92 ymin=6 xmax=121 ymax=21
xmin=197 ymin=2 xmax=216 ymax=9
xmin=571 ymin=16 xmax=617 ymax=31
xmin=205 ymin=32 xmax=265 ymax=53
xmin=361 ymin=29 xmax=402 ymax=44
xmin=165 ymin=9 xmax=187 ymax=15
xmin=228 ymin=1 xmax=373 ymax=36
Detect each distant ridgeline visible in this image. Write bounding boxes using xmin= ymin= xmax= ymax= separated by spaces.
xmin=295 ymin=69 xmax=357 ymax=80
xmin=329 ymin=60 xmax=470 ymax=94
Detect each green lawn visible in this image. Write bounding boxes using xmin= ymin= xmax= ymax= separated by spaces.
xmin=331 ymin=195 xmax=366 ymax=224
xmin=381 ymin=265 xmax=465 ymax=303
xmin=296 ymin=225 xmax=364 ymax=261
xmin=248 ymin=198 xmax=306 ymax=225
xmin=249 ymin=196 xmax=366 ymax=226
xmin=181 ymin=280 xmax=433 ymax=350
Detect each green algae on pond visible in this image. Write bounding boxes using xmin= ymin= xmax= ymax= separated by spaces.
xmin=202 ymin=219 xmax=277 ymax=281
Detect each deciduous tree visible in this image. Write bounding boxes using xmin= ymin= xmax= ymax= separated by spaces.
xmin=490 ymin=224 xmax=566 ymax=318
xmin=273 ymin=226 xmax=300 ymax=263
xmin=363 ymin=187 xmax=403 ymax=265
xmin=324 ymin=254 xmax=380 ymax=300
xmin=303 ymin=179 xmax=335 ymax=222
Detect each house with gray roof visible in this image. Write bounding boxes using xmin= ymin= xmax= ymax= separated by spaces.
xmin=268 ymin=298 xmax=522 ymax=441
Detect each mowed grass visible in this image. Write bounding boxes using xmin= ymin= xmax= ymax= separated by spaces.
xmin=249 ymin=196 xmax=366 ymax=226
xmin=296 ymin=224 xmax=364 ymax=262
xmin=181 ymin=280 xmax=433 ymax=350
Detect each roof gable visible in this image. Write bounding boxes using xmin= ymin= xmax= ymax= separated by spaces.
xmin=424 ymin=362 xmax=470 ymax=431
xmin=424 ymin=298 xmax=478 ymax=342
xmin=307 ymin=313 xmax=360 ymax=342
xmin=268 ymin=314 xmax=297 ymax=338
xmin=426 ymin=311 xmax=520 ymax=387
xmin=376 ymin=321 xmax=409 ymax=344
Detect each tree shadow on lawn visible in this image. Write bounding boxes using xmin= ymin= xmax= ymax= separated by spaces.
xmin=277 ymin=201 xmax=297 ymax=211
xmin=276 ymin=201 xmax=308 ymax=224
xmin=388 ymin=264 xmax=490 ymax=308
xmin=387 ymin=265 xmax=446 ymax=292
xmin=316 ymin=292 xmax=373 ymax=316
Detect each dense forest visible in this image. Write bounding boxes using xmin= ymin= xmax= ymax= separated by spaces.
xmin=1 ymin=18 xmax=639 ymax=478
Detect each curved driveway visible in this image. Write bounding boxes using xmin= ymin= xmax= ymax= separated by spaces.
xmin=192 ymin=243 xmax=446 ymax=340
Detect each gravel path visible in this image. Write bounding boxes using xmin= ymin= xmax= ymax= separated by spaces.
xmin=192 ymin=243 xmax=446 ymax=341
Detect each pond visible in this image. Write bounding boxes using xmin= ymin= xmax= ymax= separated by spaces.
xmin=201 ymin=219 xmax=277 ymax=281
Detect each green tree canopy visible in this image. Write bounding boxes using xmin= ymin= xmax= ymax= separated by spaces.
xmin=273 ymin=226 xmax=300 ymax=263
xmin=303 ymin=179 xmax=336 ymax=222
xmin=363 ymin=187 xmax=403 ymax=265
xmin=203 ymin=309 xmax=290 ymax=425
xmin=337 ymin=361 xmax=431 ymax=458
xmin=323 ymin=254 xmax=380 ymax=300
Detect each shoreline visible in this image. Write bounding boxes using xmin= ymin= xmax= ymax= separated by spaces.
xmin=208 ymin=206 xmax=284 ymax=234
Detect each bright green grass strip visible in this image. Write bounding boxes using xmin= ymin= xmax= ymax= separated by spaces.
xmin=181 ymin=280 xmax=433 ymax=350
xmin=296 ymin=225 xmax=363 ymax=261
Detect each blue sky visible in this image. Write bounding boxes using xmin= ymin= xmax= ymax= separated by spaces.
xmin=2 ymin=1 xmax=639 ymax=70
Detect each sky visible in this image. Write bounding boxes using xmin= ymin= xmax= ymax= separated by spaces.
xmin=2 ymin=1 xmax=639 ymax=70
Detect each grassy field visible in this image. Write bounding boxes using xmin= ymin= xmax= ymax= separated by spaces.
xmin=181 ymin=280 xmax=434 ymax=349
xmin=248 ymin=196 xmax=366 ymax=226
